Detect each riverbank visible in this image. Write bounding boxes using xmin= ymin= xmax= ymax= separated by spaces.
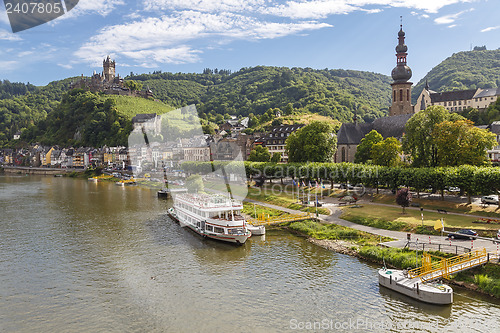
xmin=284 ymin=219 xmax=500 ymax=299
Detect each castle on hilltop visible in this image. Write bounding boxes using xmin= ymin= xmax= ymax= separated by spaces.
xmin=70 ymin=56 xmax=153 ymax=99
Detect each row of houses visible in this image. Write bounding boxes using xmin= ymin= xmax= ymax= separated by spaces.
xmin=0 ymin=146 xmax=129 ymax=169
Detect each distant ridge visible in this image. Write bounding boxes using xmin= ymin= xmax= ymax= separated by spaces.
xmin=413 ymin=49 xmax=500 ymax=102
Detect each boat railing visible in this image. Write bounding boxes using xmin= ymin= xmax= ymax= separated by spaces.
xmin=177 ymin=194 xmax=242 ymax=208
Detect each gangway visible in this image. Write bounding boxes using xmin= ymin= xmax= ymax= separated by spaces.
xmin=408 ymin=248 xmax=489 ymax=282
xmin=247 ymin=212 xmax=314 ymax=226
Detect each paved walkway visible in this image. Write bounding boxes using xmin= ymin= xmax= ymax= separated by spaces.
xmin=243 ymin=196 xmax=500 ymax=256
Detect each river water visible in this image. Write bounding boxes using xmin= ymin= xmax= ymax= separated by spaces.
xmin=0 ymin=174 xmax=499 ymax=332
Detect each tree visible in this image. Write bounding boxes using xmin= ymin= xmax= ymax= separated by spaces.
xmin=371 ymin=137 xmax=403 ymax=167
xmin=286 ymin=121 xmax=337 ymax=163
xmin=186 ymin=174 xmax=204 ymax=193
xmin=433 ymin=119 xmax=496 ymax=166
xmin=248 ymin=145 xmax=271 ymax=162
xmin=123 ymin=80 xmax=143 ymax=92
xmin=271 ymin=152 xmax=281 ymax=163
xmin=396 ymin=188 xmax=412 ymax=214
xmin=403 ymin=105 xmax=464 ymax=167
xmin=354 ymin=130 xmax=383 ymax=163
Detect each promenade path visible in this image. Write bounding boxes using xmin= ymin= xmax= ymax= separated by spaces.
xmin=242 ymin=195 xmax=500 ymax=257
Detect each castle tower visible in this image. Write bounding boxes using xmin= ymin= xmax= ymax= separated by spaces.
xmin=103 ymin=56 xmax=115 ymax=82
xmin=389 ymin=21 xmax=413 ymax=116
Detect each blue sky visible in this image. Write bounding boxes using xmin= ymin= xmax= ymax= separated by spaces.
xmin=1 ymin=0 xmax=499 ymax=86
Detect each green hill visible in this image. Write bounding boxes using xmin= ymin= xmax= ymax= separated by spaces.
xmin=100 ymin=95 xmax=175 ymax=119
xmin=413 ymin=49 xmax=500 ymax=102
xmin=128 ymin=66 xmax=392 ymax=123
xmin=20 ymin=90 xmax=177 ymax=147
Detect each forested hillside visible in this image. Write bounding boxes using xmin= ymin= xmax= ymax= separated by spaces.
xmin=1 ymin=67 xmax=391 ymax=147
xmin=0 ymin=77 xmax=82 ymax=146
xmin=22 ymin=90 xmax=134 ymax=147
xmin=128 ymin=66 xmax=392 ymax=123
xmin=413 ymin=49 xmax=500 ymax=102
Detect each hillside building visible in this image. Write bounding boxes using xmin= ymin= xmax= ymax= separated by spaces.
xmin=254 ymin=124 xmax=304 ymax=162
xmin=415 ymin=84 xmax=500 ymax=113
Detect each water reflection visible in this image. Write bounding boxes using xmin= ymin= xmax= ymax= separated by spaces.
xmin=1 ymin=175 xmax=500 ymax=333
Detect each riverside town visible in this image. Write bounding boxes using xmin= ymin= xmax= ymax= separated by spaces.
xmin=1 ymin=5 xmax=500 ymax=332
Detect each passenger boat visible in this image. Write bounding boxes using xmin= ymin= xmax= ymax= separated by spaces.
xmin=157 ymin=187 xmax=188 ymax=199
xmin=378 ymin=268 xmax=453 ymax=304
xmin=246 ymin=224 xmax=266 ymax=236
xmin=169 ymin=193 xmax=251 ymax=244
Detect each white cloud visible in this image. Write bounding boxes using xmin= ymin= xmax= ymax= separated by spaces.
xmin=58 ymin=63 xmax=73 ymax=69
xmin=75 ymin=11 xmax=331 ymax=65
xmin=143 ymin=0 xmax=265 ymax=13
xmin=18 ymin=51 xmax=34 ymax=57
xmin=448 ymin=24 xmax=457 ymax=28
xmin=261 ymin=1 xmax=475 ymax=19
xmin=53 ymin=0 xmax=125 ymax=22
xmin=0 ymin=60 xmax=19 ymax=70
xmin=262 ymin=1 xmax=357 ymax=19
xmin=122 ymin=46 xmax=202 ymax=66
xmin=481 ymin=26 xmax=500 ymax=33
xmin=0 ymin=29 xmax=22 ymax=41
xmin=0 ymin=7 xmax=9 ymax=25
xmin=434 ymin=8 xmax=474 ymax=24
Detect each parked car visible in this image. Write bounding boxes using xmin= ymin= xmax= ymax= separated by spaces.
xmin=446 ymin=186 xmax=460 ymax=193
xmin=448 ymin=229 xmax=478 ymax=240
xmin=481 ymin=195 xmax=499 ymax=205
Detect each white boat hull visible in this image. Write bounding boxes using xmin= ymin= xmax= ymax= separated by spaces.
xmin=247 ymin=225 xmax=265 ymax=236
xmin=180 ymin=219 xmax=250 ymax=244
xmin=378 ymin=269 xmax=453 ymax=305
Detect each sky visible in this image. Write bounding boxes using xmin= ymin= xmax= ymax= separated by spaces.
xmin=0 ymin=0 xmax=499 ymax=86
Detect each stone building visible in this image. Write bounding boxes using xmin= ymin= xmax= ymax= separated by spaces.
xmin=254 ymin=124 xmax=304 ymax=162
xmin=415 ymin=84 xmax=500 ymax=113
xmin=389 ymin=24 xmax=414 ymax=116
xmin=336 ymin=24 xmax=415 ymax=163
xmin=70 ymin=56 xmax=153 ymax=99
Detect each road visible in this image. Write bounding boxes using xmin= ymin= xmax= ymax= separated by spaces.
xmin=242 ymin=194 xmax=500 ymax=257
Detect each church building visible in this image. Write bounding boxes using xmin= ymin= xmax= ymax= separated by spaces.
xmin=335 ymin=23 xmax=415 ymax=163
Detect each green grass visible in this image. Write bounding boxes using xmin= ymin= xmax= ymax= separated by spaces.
xmin=373 ymin=194 xmax=500 ymax=218
xmin=358 ymin=246 xmax=422 ymax=269
xmin=242 ymin=202 xmax=287 ymax=218
xmin=101 ymin=95 xmax=175 ymax=119
xmin=453 ymin=264 xmax=500 ymax=298
xmin=246 ymin=187 xmax=331 ymax=215
xmin=340 ymin=204 xmax=499 ymax=231
xmin=288 ymin=220 xmax=391 ymax=245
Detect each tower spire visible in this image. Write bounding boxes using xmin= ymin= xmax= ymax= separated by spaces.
xmin=389 ymin=20 xmax=414 ymax=117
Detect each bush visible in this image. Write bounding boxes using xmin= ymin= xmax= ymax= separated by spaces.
xmin=358 ymin=246 xmax=421 ymax=269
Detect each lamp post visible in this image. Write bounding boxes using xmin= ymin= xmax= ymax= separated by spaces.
xmin=420 ymin=207 xmax=424 ymax=227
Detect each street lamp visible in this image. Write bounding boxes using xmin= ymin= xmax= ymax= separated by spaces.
xmin=420 ymin=207 xmax=424 ymax=227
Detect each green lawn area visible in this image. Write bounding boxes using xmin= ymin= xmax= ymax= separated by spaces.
xmin=242 ymin=202 xmax=288 ymax=218
xmin=340 ymin=204 xmax=499 ymax=231
xmin=102 ymin=95 xmax=175 ymax=119
xmin=373 ymin=194 xmax=500 ymax=218
xmin=246 ymin=187 xmax=330 ymax=215
xmin=288 ymin=220 xmax=391 ymax=246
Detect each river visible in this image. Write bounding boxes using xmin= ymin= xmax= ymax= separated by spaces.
xmin=0 ymin=174 xmax=499 ymax=332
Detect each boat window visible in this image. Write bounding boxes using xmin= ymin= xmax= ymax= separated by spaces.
xmin=206 ymin=225 xmax=213 ymax=232
xmin=214 ymin=227 xmax=224 ymax=233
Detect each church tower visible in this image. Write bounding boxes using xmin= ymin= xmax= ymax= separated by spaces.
xmin=389 ymin=21 xmax=413 ymax=116
xmin=103 ymin=56 xmax=116 ymax=82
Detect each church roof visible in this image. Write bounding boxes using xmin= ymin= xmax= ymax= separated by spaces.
xmin=474 ymin=88 xmax=500 ymax=99
xmin=430 ymin=90 xmax=476 ymax=103
xmin=337 ymin=123 xmax=373 ymax=145
xmin=337 ymin=114 xmax=412 ymax=145
xmin=372 ymin=114 xmax=412 ymax=138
